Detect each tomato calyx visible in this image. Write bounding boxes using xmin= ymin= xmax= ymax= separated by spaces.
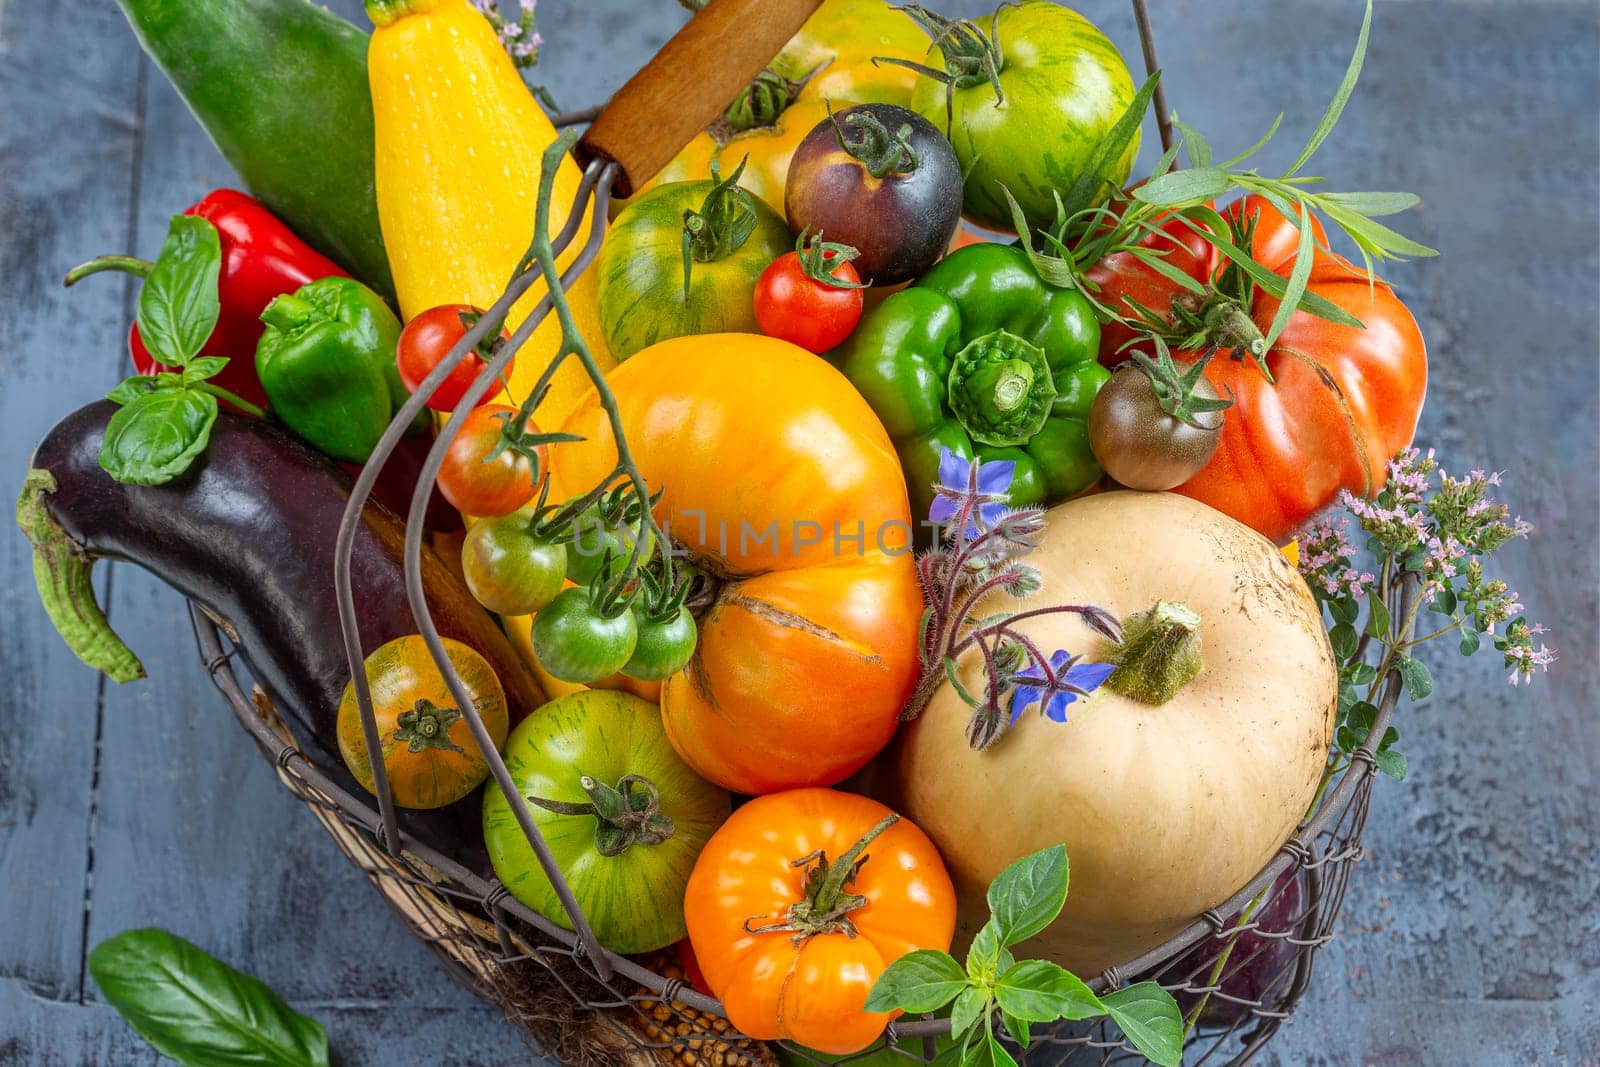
xmin=681 ymin=157 xmax=761 ymax=299
xmin=527 ymin=773 xmax=676 ymax=857
xmin=393 ymin=698 xmax=466 ymax=754
xmin=722 ymin=68 xmax=797 ymax=133
xmin=1128 ymin=339 xmax=1233 ymax=430
xmin=880 ymin=5 xmax=1007 ymax=135
xmin=794 ymin=228 xmax=867 ymax=291
xmin=825 ymin=101 xmax=920 ymax=180
xmin=742 ymin=813 xmax=900 ymax=944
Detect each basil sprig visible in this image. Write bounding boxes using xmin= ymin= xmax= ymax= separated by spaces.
xmin=865 ymin=845 xmax=1183 ymax=1066
xmin=100 ymin=215 xmax=254 ymax=486
xmin=89 ymin=928 xmax=329 ymax=1067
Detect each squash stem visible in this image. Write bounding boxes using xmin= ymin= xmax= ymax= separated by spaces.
xmin=1101 ymin=600 xmax=1202 ymax=705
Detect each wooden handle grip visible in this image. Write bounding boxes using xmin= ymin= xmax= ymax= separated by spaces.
xmin=577 ymin=0 xmax=824 ymax=198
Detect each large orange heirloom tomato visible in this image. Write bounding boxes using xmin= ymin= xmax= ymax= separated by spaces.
xmin=553 ymin=334 xmax=922 ymax=794
xmin=683 ymin=789 xmax=956 ymax=1055
xmin=635 ymin=0 xmax=930 ymax=219
xmin=1091 ymin=195 xmax=1427 ymax=541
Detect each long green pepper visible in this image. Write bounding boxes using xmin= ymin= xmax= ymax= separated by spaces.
xmin=831 ymin=243 xmax=1110 ymax=523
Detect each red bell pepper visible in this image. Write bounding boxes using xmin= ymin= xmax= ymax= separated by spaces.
xmin=66 ymin=189 xmax=346 ymax=408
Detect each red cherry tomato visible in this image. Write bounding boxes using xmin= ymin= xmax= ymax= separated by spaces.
xmin=752 ymin=249 xmax=864 ymax=354
xmin=435 ymin=404 xmax=545 ymax=518
xmin=396 ymin=305 xmax=512 ymax=412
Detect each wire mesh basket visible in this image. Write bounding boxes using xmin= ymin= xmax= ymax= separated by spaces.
xmin=185 ymin=1 xmax=1417 ymax=1063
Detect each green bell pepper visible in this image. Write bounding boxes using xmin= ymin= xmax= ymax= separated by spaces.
xmin=832 ymin=242 xmax=1111 ymax=524
xmin=255 ymin=276 xmax=406 ymax=463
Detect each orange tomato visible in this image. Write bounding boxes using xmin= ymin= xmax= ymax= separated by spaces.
xmin=336 ymin=635 xmax=508 ymax=809
xmin=553 ymin=334 xmax=922 ymax=794
xmin=683 ymin=789 xmax=956 ymax=1055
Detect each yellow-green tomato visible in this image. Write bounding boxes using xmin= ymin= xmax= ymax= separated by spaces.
xmin=461 ymin=510 xmax=568 ymax=616
xmin=910 ymin=1 xmax=1139 ymax=231
xmin=483 ymin=690 xmax=732 ymax=954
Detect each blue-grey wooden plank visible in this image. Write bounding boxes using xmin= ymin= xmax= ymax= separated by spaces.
xmin=0 ymin=0 xmax=143 ymax=1003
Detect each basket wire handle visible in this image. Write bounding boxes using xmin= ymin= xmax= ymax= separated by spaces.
xmin=575 ymin=0 xmax=825 ymax=197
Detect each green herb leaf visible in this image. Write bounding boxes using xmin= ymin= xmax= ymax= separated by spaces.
xmin=994 ymin=959 xmax=1103 ymax=1022
xmin=986 ymin=844 xmax=1069 ymax=947
xmin=1432 ymin=586 xmax=1458 ymax=615
xmin=1365 ymin=597 xmax=1391 ymax=639
xmin=960 ymin=1027 xmax=1019 ymax=1067
xmin=1179 ymin=210 xmax=1364 ymax=328
xmin=1397 ymin=655 xmax=1433 ymax=699
xmin=864 ymin=949 xmax=968 ymax=1013
xmin=1330 ymin=622 xmax=1359 ymax=661
xmin=107 ymin=376 xmax=158 ymax=405
xmin=1320 ymin=190 xmax=1421 ymax=217
xmin=1101 ymin=982 xmax=1183 ymax=1067
xmin=137 ymin=216 xmax=222 ymax=368
xmin=1001 ymin=187 xmax=1081 ymax=290
xmin=968 ymin=918 xmax=1003 ymax=980
xmin=1131 ymin=166 xmax=1233 ymax=207
xmin=98 ymin=387 xmax=218 ymax=486
xmin=948 ymin=985 xmax=991 ymax=1042
xmin=1058 ymin=71 xmax=1161 ymax=220
xmin=1171 ymin=116 xmax=1212 ymax=167
xmin=1459 ymin=629 xmax=1481 ymax=656
xmin=1123 ymin=246 xmax=1208 ymax=295
xmin=1283 ymin=0 xmax=1373 ymax=178
xmin=1263 ymin=199 xmax=1316 ymax=349
xmin=1318 ymin=199 xmax=1439 ymax=259
xmin=1374 ymin=745 xmax=1408 ymax=781
xmin=89 ymin=928 xmax=329 ymax=1067
xmin=1220 ymin=112 xmax=1283 ymax=168
xmin=182 ymin=355 xmax=229 ymax=385
xmin=1001 ymin=1010 xmax=1030 ymax=1047
xmin=1330 ymin=595 xmax=1360 ymax=625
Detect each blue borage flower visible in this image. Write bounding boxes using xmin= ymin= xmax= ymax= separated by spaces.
xmin=1008 ymin=650 xmax=1117 ymax=724
xmin=929 ymin=448 xmax=1015 ymax=539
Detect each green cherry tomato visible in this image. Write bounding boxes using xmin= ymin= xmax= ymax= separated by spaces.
xmin=461 ymin=510 xmax=569 ymax=616
xmin=565 ymin=506 xmax=656 ymax=586
xmin=622 ymin=605 xmax=699 ymax=681
xmin=531 ymin=587 xmax=639 ymax=683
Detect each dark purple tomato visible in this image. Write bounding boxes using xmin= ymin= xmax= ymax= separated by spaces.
xmin=1088 ymin=360 xmax=1225 ymax=490
xmin=1174 ymin=868 xmax=1307 ymax=1028
xmin=784 ymin=103 xmax=963 ymax=285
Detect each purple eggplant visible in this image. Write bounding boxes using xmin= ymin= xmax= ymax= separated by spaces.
xmin=17 ymin=400 xmax=544 ymax=871
xmin=1173 ymin=868 xmax=1308 ymax=1028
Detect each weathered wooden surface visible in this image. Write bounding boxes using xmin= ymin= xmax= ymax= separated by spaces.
xmin=1 ymin=1 xmax=1594 ymax=1064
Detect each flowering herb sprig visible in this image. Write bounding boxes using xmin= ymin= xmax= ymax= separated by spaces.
xmin=1299 ymin=447 xmax=1554 ymax=786
xmin=472 ymin=0 xmax=543 ymax=68
xmin=903 ymin=450 xmax=1120 ymax=750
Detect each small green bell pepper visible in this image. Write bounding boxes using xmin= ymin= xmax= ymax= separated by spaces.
xmin=255 ymin=276 xmax=406 ymax=463
xmin=832 ymin=243 xmax=1111 ymax=524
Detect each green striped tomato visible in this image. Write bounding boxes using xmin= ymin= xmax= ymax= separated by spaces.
xmin=482 ymin=690 xmax=731 ymax=954
xmin=910 ymin=0 xmax=1138 ymax=232
xmin=596 ymin=178 xmax=790 ymax=360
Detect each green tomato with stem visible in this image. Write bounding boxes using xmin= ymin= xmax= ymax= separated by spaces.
xmin=531 ymin=586 xmax=638 ymax=683
xmin=622 ymin=604 xmax=698 ymax=681
xmin=461 ymin=509 xmax=568 ymax=616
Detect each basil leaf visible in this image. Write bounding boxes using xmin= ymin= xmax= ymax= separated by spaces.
xmin=106 ymin=376 xmax=158 ymax=405
xmin=948 ymin=985 xmax=990 ymax=1042
xmin=183 ymin=355 xmax=230 ymax=384
xmin=863 ymin=949 xmax=968 ymax=1013
xmin=138 ymin=215 xmax=222 ymax=368
xmin=967 ymin=918 xmax=1003 ymax=979
xmin=89 ymin=928 xmax=328 ymax=1067
xmin=994 ymin=959 xmax=1103 ymax=1022
xmin=98 ymin=386 xmax=218 ymax=486
xmin=1000 ymin=1010 xmax=1030 ymax=1048
xmin=1101 ymin=982 xmax=1183 ymax=1067
xmin=986 ymin=844 xmax=1068 ymax=947
xmin=964 ymin=1030 xmax=1018 ymax=1067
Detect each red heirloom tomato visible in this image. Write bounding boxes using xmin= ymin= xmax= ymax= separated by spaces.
xmin=436 ymin=404 xmax=545 ymax=518
xmin=683 ymin=789 xmax=956 ymax=1056
xmin=752 ymin=235 xmax=866 ymax=354
xmin=1089 ymin=195 xmax=1427 ymax=540
xmin=397 ymin=304 xmax=512 ymax=412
